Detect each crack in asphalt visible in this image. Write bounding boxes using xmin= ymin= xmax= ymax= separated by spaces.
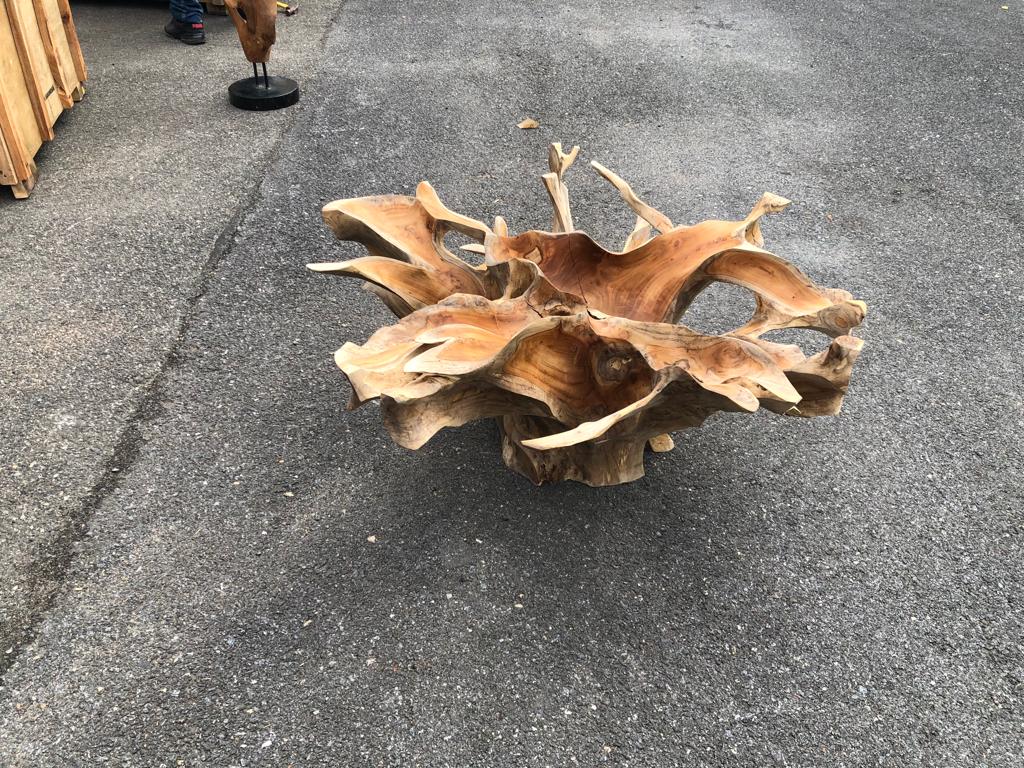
xmin=0 ymin=139 xmax=292 ymax=686
xmin=0 ymin=0 xmax=353 ymax=688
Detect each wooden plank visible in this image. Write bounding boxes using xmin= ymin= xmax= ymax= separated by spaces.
xmin=28 ymin=0 xmax=67 ymax=118
xmin=5 ymin=0 xmax=56 ymax=138
xmin=0 ymin=0 xmax=84 ymax=197
xmin=54 ymin=0 xmax=84 ymax=81
xmin=0 ymin=1 xmax=44 ymax=182
xmin=13 ymin=0 xmax=62 ymax=128
xmin=32 ymin=0 xmax=79 ymax=107
xmin=22 ymin=0 xmax=62 ymax=124
xmin=10 ymin=158 xmax=37 ymax=197
xmin=0 ymin=89 xmax=32 ymax=184
xmin=0 ymin=128 xmax=18 ymax=185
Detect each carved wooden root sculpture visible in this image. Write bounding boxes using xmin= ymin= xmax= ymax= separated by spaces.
xmin=224 ymin=0 xmax=277 ymax=63
xmin=309 ymin=145 xmax=867 ymax=486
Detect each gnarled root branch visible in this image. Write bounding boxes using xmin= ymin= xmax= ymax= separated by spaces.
xmin=309 ymin=146 xmax=867 ymax=486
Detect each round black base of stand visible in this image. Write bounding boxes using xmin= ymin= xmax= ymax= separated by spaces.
xmin=228 ymin=76 xmax=300 ymax=111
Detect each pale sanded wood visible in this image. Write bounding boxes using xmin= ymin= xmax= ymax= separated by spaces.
xmin=542 ymin=142 xmax=579 ymax=232
xmin=310 ymin=146 xmax=867 ymax=485
xmin=591 ymin=160 xmax=673 ymax=233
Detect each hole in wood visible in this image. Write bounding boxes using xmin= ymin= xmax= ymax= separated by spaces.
xmin=679 ymin=282 xmax=756 ymax=336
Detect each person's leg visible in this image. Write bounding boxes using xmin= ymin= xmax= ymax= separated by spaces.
xmin=166 ymin=0 xmax=206 ymax=44
xmin=170 ymin=0 xmax=203 ymax=22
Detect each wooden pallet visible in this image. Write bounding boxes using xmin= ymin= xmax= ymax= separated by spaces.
xmin=0 ymin=0 xmax=86 ymax=199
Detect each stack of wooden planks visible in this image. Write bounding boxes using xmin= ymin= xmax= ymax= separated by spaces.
xmin=0 ymin=0 xmax=86 ymax=199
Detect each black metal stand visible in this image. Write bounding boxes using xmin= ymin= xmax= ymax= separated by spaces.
xmin=228 ymin=62 xmax=299 ymax=111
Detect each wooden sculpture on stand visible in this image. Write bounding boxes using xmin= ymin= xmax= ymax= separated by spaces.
xmin=309 ymin=145 xmax=867 ymax=486
xmin=224 ymin=0 xmax=298 ymax=110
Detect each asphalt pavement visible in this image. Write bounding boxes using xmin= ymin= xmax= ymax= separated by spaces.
xmin=1 ymin=0 xmax=1021 ymax=765
xmin=0 ymin=0 xmax=344 ymax=689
